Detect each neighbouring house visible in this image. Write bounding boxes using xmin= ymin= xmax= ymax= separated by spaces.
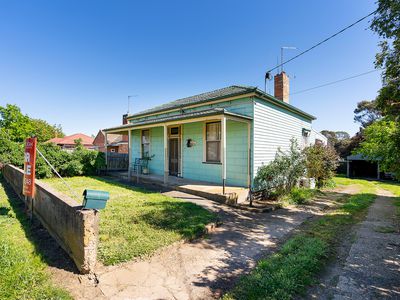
xmin=93 ymin=131 xmax=128 ymax=153
xmin=93 ymin=114 xmax=129 ymax=153
xmin=103 ymin=72 xmax=326 ymax=188
xmin=47 ymin=133 xmax=95 ymax=151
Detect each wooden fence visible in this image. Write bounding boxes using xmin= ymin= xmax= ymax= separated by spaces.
xmin=106 ymin=152 xmax=129 ymax=171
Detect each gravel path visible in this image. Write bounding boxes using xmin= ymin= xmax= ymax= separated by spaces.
xmin=308 ymin=188 xmax=400 ymax=300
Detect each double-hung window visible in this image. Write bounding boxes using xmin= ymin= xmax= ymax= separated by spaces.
xmin=141 ymin=130 xmax=150 ymax=158
xmin=205 ymin=122 xmax=221 ymax=163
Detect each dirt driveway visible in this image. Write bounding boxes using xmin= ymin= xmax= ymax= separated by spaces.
xmin=52 ymin=187 xmax=356 ymax=300
xmin=307 ymin=188 xmax=400 ymax=299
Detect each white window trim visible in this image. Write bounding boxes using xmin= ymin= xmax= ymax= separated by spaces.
xmin=203 ymin=120 xmax=222 ymax=164
xmin=140 ymin=128 xmax=151 ymax=158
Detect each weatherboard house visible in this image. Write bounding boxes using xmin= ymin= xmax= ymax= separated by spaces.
xmin=104 ymin=72 xmax=326 ymax=192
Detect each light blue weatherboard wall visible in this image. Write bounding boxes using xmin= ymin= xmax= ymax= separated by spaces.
xmin=130 ymin=127 xmax=164 ymax=176
xmin=181 ymin=120 xmax=248 ymax=186
xmin=253 ymin=98 xmax=313 ymax=175
xmin=128 ymin=95 xmax=314 ymax=187
xmin=182 ymin=122 xmax=221 ymax=183
xmin=226 ymin=120 xmax=248 ymax=186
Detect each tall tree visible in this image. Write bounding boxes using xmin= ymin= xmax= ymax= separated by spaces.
xmin=0 ymin=104 xmax=65 ymax=142
xmin=0 ymin=104 xmax=33 ymax=142
xmin=371 ymin=0 xmax=400 ymax=119
xmin=30 ymin=119 xmax=65 ymax=142
xmin=353 ymin=100 xmax=382 ymax=128
xmin=357 ymin=0 xmax=400 ymax=179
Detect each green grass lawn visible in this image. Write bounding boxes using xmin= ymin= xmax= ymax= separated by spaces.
xmin=223 ymin=177 xmax=377 ymax=300
xmin=43 ymin=176 xmax=216 ymax=265
xmin=0 ymin=176 xmax=71 ymax=300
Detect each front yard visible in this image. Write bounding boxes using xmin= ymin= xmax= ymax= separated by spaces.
xmin=43 ymin=176 xmax=216 ymax=265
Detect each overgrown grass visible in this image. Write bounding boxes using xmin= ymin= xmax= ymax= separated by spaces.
xmin=43 ymin=176 xmax=216 ymax=265
xmin=283 ymin=187 xmax=318 ymax=205
xmin=0 ymin=176 xmax=71 ymax=300
xmin=223 ymin=179 xmax=377 ymax=300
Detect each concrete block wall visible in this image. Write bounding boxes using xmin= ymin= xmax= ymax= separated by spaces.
xmin=2 ymin=164 xmax=99 ymax=274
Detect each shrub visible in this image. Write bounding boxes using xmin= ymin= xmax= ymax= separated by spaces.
xmin=0 ymin=137 xmax=105 ymax=178
xmin=0 ymin=132 xmax=24 ymax=168
xmin=254 ymin=139 xmax=306 ymax=196
xmin=304 ymin=144 xmax=339 ymax=188
xmin=60 ymin=159 xmax=84 ymax=177
xmin=286 ymin=187 xmax=317 ymax=205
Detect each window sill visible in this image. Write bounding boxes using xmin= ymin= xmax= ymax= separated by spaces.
xmin=202 ymin=161 xmax=222 ymax=165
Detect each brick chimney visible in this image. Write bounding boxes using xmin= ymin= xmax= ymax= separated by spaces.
xmin=122 ymin=114 xmax=128 ymax=125
xmin=274 ymin=71 xmax=289 ymax=103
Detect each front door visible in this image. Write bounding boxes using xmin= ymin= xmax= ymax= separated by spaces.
xmin=168 ymin=126 xmax=181 ymax=176
xmin=169 ymin=138 xmax=179 ymax=176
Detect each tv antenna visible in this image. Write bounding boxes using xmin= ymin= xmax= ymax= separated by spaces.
xmin=127 ymin=95 xmax=138 ymax=114
xmin=280 ymin=46 xmax=297 ymax=72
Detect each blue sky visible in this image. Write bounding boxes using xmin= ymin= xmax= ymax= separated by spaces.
xmin=0 ymin=0 xmax=380 ymax=136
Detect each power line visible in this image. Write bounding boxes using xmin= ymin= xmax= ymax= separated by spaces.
xmin=290 ymin=69 xmax=381 ymax=95
xmin=266 ymin=11 xmax=376 ymax=74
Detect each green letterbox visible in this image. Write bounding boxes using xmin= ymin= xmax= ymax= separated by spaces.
xmin=82 ymin=189 xmax=110 ymax=210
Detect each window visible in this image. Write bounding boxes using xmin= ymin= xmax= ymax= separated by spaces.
xmin=141 ymin=130 xmax=150 ymax=158
xmin=205 ymin=122 xmax=221 ymax=162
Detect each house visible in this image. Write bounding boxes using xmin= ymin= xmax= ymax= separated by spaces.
xmin=47 ymin=133 xmax=94 ymax=151
xmin=93 ymin=114 xmax=129 ymax=153
xmin=93 ymin=131 xmax=128 ymax=153
xmin=103 ymin=72 xmax=326 ymax=189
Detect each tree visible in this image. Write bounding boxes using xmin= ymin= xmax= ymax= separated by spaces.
xmin=321 ymin=130 xmax=338 ymax=146
xmin=0 ymin=104 xmax=33 ymax=142
xmin=335 ymin=131 xmax=350 ymax=140
xmin=371 ymin=0 xmax=400 ymax=119
xmin=31 ymin=119 xmax=65 ymax=142
xmin=356 ymin=120 xmax=400 ymax=179
xmin=354 ymin=100 xmax=382 ymax=128
xmin=0 ymin=104 xmax=64 ymax=142
xmin=321 ymin=130 xmax=354 ymax=158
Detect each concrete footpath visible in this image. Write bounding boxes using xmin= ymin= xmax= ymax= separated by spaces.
xmin=308 ymin=188 xmax=400 ymax=299
xmin=52 ymin=188 xmax=352 ymax=300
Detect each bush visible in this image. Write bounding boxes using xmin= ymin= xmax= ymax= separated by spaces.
xmin=304 ymin=144 xmax=339 ymax=188
xmin=254 ymin=139 xmax=305 ymax=196
xmin=0 ymin=132 xmax=24 ymax=168
xmin=286 ymin=187 xmax=317 ymax=205
xmin=0 ymin=137 xmax=105 ymax=178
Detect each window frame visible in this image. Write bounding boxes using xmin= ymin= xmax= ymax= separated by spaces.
xmin=203 ymin=121 xmax=221 ymax=164
xmin=141 ymin=129 xmax=150 ymax=158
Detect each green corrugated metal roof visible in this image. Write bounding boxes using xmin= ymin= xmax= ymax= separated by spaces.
xmin=127 ymin=85 xmax=316 ymax=120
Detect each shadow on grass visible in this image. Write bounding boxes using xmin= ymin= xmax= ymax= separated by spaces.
xmin=0 ymin=177 xmax=79 ymax=274
xmin=0 ymin=206 xmax=10 ymax=215
xmin=91 ymin=175 xmax=173 ymax=195
xmin=139 ymin=200 xmax=217 ymax=239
